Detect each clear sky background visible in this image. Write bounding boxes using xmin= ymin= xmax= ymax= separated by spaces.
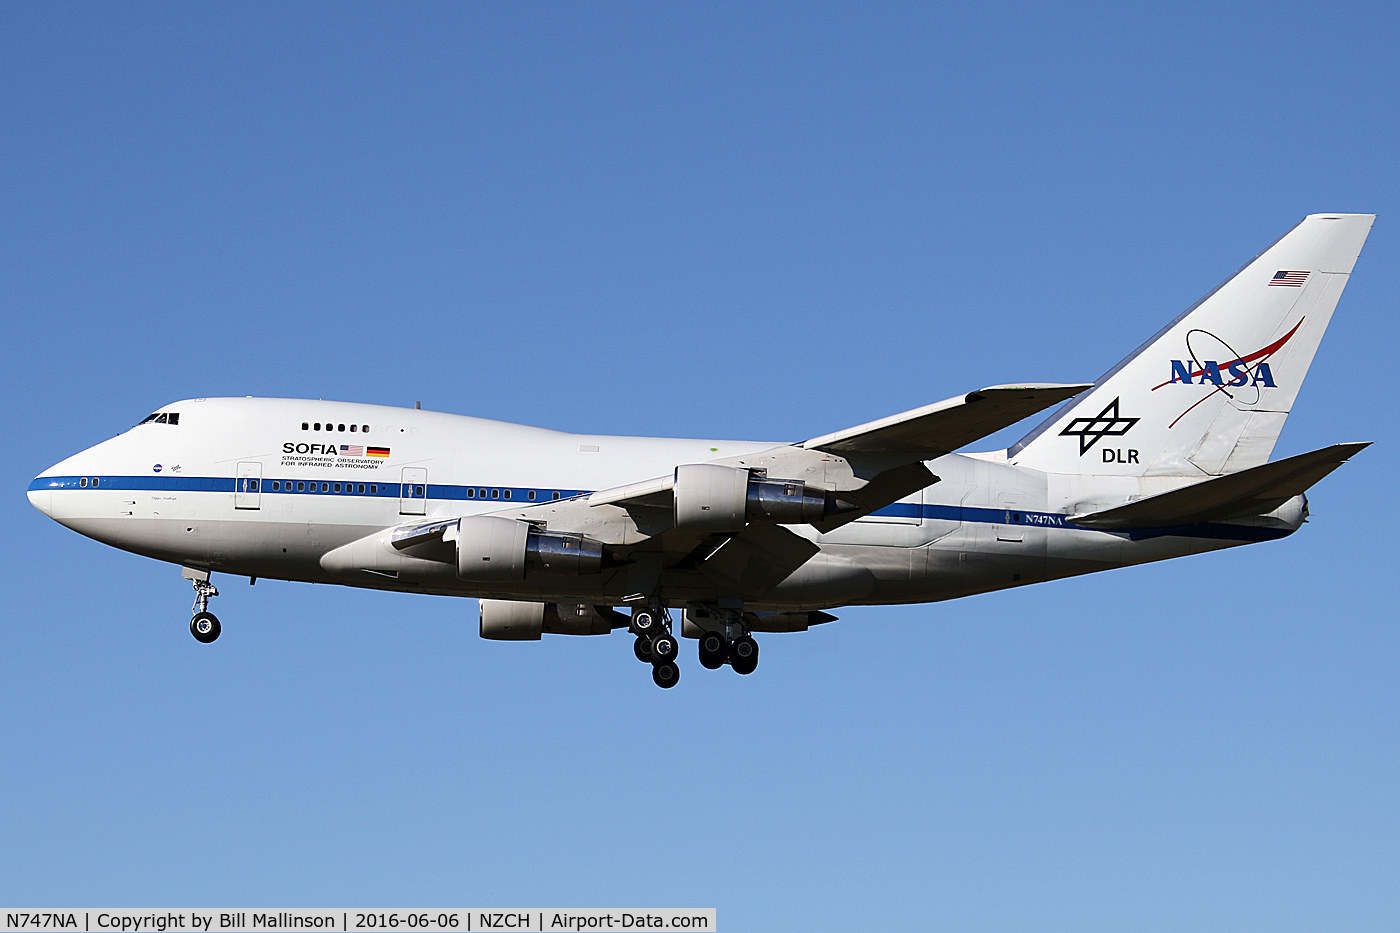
xmin=3 ymin=3 xmax=1398 ymax=929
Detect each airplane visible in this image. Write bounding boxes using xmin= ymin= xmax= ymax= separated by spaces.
xmin=27 ymin=213 xmax=1374 ymax=688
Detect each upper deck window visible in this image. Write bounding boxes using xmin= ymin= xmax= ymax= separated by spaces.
xmin=304 ymin=420 xmax=369 ymax=432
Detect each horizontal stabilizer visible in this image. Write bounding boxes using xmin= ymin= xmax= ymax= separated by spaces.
xmin=803 ymin=384 xmax=1091 ymax=458
xmin=1070 ymin=442 xmax=1370 ymax=529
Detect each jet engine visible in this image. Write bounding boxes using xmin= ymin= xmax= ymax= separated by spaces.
xmin=672 ymin=463 xmax=853 ymax=532
xmin=456 ymin=516 xmax=606 ymax=582
xmin=479 ymin=599 xmax=629 ymax=640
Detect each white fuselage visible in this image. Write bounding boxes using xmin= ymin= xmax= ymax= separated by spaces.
xmin=29 ymin=397 xmax=1300 ymax=610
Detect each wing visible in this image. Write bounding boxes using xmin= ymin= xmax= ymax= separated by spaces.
xmin=801 ymin=383 xmax=1092 ymax=458
xmin=585 ymin=382 xmax=1091 ymax=514
xmin=460 ymin=382 xmax=1089 ymax=602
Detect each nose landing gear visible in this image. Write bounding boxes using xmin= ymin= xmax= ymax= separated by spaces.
xmin=191 ymin=611 xmax=221 ymax=643
xmin=184 ymin=566 xmax=221 ymax=644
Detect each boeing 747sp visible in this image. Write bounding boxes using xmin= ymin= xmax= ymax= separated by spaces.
xmin=29 ymin=213 xmax=1374 ymax=687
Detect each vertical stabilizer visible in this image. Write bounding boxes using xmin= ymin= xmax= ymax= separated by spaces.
xmin=1009 ymin=213 xmax=1374 ymax=476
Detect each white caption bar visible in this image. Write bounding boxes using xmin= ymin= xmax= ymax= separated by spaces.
xmin=0 ymin=911 xmax=716 ymax=933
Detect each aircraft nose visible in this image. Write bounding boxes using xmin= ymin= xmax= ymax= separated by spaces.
xmin=28 ymin=475 xmax=55 ymax=517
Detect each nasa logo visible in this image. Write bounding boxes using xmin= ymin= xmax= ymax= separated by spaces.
xmin=1167 ymin=359 xmax=1276 ymax=388
xmin=152 ymin=463 xmax=162 ymax=473
xmin=1151 ymin=320 xmax=1302 ymax=428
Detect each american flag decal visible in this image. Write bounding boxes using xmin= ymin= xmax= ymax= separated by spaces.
xmin=340 ymin=444 xmax=364 ymax=457
xmin=1268 ymin=270 xmax=1308 ymax=287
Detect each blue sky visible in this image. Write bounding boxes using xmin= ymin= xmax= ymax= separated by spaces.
xmin=3 ymin=3 xmax=1398 ymax=929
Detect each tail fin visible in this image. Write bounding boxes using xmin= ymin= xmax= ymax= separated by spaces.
xmin=1009 ymin=213 xmax=1374 ymax=476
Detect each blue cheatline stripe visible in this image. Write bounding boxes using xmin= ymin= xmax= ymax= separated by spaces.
xmin=28 ymin=475 xmax=1286 ymax=542
xmin=29 ymin=475 xmax=586 ymax=503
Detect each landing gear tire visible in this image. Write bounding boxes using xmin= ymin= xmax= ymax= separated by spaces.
xmin=633 ymin=635 xmax=653 ymax=663
xmin=698 ymin=631 xmax=728 ymax=670
xmin=650 ymin=633 xmax=679 ymax=663
xmin=652 ymin=661 xmax=680 ymax=689
xmin=632 ymin=609 xmax=660 ymax=635
xmin=190 ymin=612 xmax=221 ymax=644
xmin=730 ymin=635 xmax=758 ymax=675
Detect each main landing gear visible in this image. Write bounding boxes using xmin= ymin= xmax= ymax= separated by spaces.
xmin=631 ymin=603 xmax=763 ymax=686
xmin=631 ymin=603 xmax=680 ymax=689
xmin=184 ymin=567 xmax=221 ymax=644
xmin=693 ymin=606 xmax=759 ymax=676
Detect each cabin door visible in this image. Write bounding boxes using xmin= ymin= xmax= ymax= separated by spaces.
xmin=235 ymin=462 xmax=262 ymax=510
xmin=400 ymin=467 xmax=429 ymax=515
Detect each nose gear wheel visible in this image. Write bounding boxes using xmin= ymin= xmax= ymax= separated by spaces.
xmin=187 ymin=572 xmax=221 ymax=644
xmin=190 ymin=612 xmax=221 ymax=643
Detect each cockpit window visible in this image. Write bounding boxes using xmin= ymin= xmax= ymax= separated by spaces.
xmin=137 ymin=412 xmax=179 ymax=426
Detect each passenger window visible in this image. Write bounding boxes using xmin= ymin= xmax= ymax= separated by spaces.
xmin=504 ymin=490 xmax=511 ymax=500
xmin=333 ymin=483 xmax=341 ymax=493
xmin=467 ymin=488 xmax=475 ymax=498
xmin=321 ymin=483 xmax=329 ymax=492
xmin=271 ymin=481 xmax=279 ymax=491
xmin=248 ymin=479 xmax=258 ymax=492
xmin=302 ymin=422 xmax=309 ymax=431
xmin=479 ymin=489 xmax=487 ymax=498
xmin=370 ymin=484 xmax=377 ymax=494
xmin=80 ymin=477 xmax=88 ymax=487
xmin=314 ymin=423 xmax=321 ymax=431
xmin=362 ymin=425 xmax=369 ymax=433
xmin=357 ymin=484 xmax=365 ymax=493
xmin=552 ymin=491 xmax=561 ymax=500
xmin=92 ymin=477 xmax=100 ymax=487
xmin=415 ymin=485 xmax=425 ymax=497
xmin=349 ymin=424 xmax=357 ymax=433
xmin=297 ymin=482 xmax=305 ymax=492
xmin=491 ymin=489 xmax=499 ymax=499
xmin=338 ymin=424 xmax=345 ymax=432
xmin=528 ymin=490 xmax=536 ymax=501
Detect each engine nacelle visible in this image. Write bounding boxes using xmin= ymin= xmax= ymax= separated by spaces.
xmin=456 ymin=516 xmax=604 ymax=582
xmin=479 ymin=598 xmax=542 ymax=639
xmin=480 ymin=600 xmax=629 ymax=640
xmin=672 ymin=463 xmax=838 ymax=532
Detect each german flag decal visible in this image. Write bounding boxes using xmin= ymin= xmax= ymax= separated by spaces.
xmin=366 ymin=447 xmax=391 ymax=458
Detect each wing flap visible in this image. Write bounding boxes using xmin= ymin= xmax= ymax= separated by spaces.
xmin=1071 ymin=442 xmax=1370 ymax=529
